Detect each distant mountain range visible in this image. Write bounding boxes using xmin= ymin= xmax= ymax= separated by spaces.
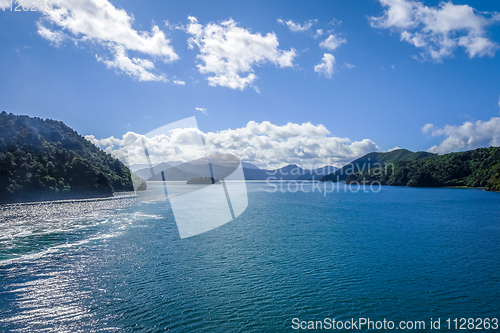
xmin=2 ymin=112 xmax=498 ymax=204
xmin=129 ymin=147 xmax=500 ymax=192
xmin=134 ymin=160 xmax=338 ymax=182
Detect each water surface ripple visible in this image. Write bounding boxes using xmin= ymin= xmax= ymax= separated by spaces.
xmin=1 ymin=184 xmax=499 ymax=332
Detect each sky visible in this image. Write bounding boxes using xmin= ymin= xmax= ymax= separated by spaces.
xmin=1 ymin=0 xmax=500 ymax=168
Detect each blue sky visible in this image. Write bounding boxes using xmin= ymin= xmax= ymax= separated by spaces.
xmin=1 ymin=0 xmax=500 ymax=167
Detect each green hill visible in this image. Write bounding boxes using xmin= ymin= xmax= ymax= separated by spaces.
xmin=0 ymin=112 xmax=145 ymax=203
xmin=320 ymin=149 xmax=435 ymax=182
xmin=344 ymin=146 xmax=500 ymax=191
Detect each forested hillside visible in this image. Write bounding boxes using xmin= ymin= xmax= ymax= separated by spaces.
xmin=320 ymin=149 xmax=435 ymax=182
xmin=344 ymin=147 xmax=500 ymax=191
xmin=0 ymin=112 xmax=142 ymax=203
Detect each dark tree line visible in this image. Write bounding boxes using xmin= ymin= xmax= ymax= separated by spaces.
xmin=345 ymin=146 xmax=500 ymax=191
xmin=0 ymin=112 xmax=142 ymax=203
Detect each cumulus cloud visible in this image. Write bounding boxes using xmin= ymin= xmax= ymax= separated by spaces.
xmin=314 ymin=29 xmax=324 ymax=39
xmin=370 ymin=0 xmax=500 ymax=60
xmin=173 ymin=80 xmax=186 ymax=85
xmin=84 ymin=134 xmax=99 ymax=146
xmin=277 ymin=18 xmax=317 ymax=32
xmin=87 ymin=121 xmax=380 ymax=169
xmin=422 ymin=123 xmax=434 ymax=133
xmin=37 ymin=0 xmax=178 ymax=81
xmin=319 ymin=34 xmax=347 ymax=50
xmin=424 ymin=117 xmax=500 ymax=154
xmin=187 ymin=16 xmax=297 ymax=90
xmin=314 ymin=53 xmax=335 ymax=78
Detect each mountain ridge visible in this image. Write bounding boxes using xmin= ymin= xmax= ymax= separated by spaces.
xmin=134 ymin=160 xmax=337 ymax=181
xmin=320 ymin=149 xmax=436 ymax=182
xmin=343 ymin=146 xmax=500 ymax=191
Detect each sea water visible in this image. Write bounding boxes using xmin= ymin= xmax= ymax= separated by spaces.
xmin=1 ymin=182 xmax=499 ymax=332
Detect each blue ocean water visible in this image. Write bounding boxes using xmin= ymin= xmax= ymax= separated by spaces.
xmin=0 ymin=182 xmax=499 ymax=332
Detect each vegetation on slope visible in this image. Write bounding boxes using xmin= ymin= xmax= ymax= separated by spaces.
xmin=344 ymin=147 xmax=500 ymax=191
xmin=0 ymin=112 xmax=143 ymax=203
xmin=320 ymin=149 xmax=435 ymax=182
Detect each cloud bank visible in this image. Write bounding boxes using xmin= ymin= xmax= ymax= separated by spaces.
xmin=370 ymin=0 xmax=500 ymax=60
xmin=86 ymin=121 xmax=380 ymax=169
xmin=423 ymin=117 xmax=500 ymax=154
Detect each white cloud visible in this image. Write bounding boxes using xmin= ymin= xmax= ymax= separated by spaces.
xmin=173 ymin=80 xmax=186 ymax=85
xmin=37 ymin=0 xmax=178 ymax=81
xmin=84 ymin=134 xmax=99 ymax=146
xmin=344 ymin=62 xmax=355 ymax=69
xmin=89 ymin=121 xmax=380 ymax=169
xmin=96 ymin=46 xmax=166 ymax=82
xmin=498 ymin=95 xmax=500 ymax=108
xmin=422 ymin=123 xmax=434 ymax=133
xmin=314 ymin=53 xmax=335 ymax=78
xmin=196 ymin=107 xmax=207 ymax=115
xmin=314 ymin=29 xmax=324 ymax=39
xmin=387 ymin=146 xmax=402 ymax=152
xmin=36 ymin=23 xmax=66 ymax=47
xmin=187 ymin=17 xmax=297 ymax=90
xmin=277 ymin=18 xmax=317 ymax=32
xmin=425 ymin=117 xmax=500 ymax=154
xmin=371 ymin=0 xmax=416 ymax=29
xmin=319 ymin=34 xmax=347 ymax=51
xmin=370 ymin=0 xmax=500 ymax=60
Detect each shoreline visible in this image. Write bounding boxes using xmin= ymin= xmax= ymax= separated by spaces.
xmin=0 ymin=191 xmax=137 ymax=207
xmin=2 ymin=182 xmax=497 ymax=207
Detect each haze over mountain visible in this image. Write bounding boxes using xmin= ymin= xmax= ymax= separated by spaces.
xmin=134 ymin=159 xmax=337 ymax=181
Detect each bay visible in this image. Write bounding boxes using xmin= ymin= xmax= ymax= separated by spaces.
xmin=1 ymin=182 xmax=499 ymax=332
